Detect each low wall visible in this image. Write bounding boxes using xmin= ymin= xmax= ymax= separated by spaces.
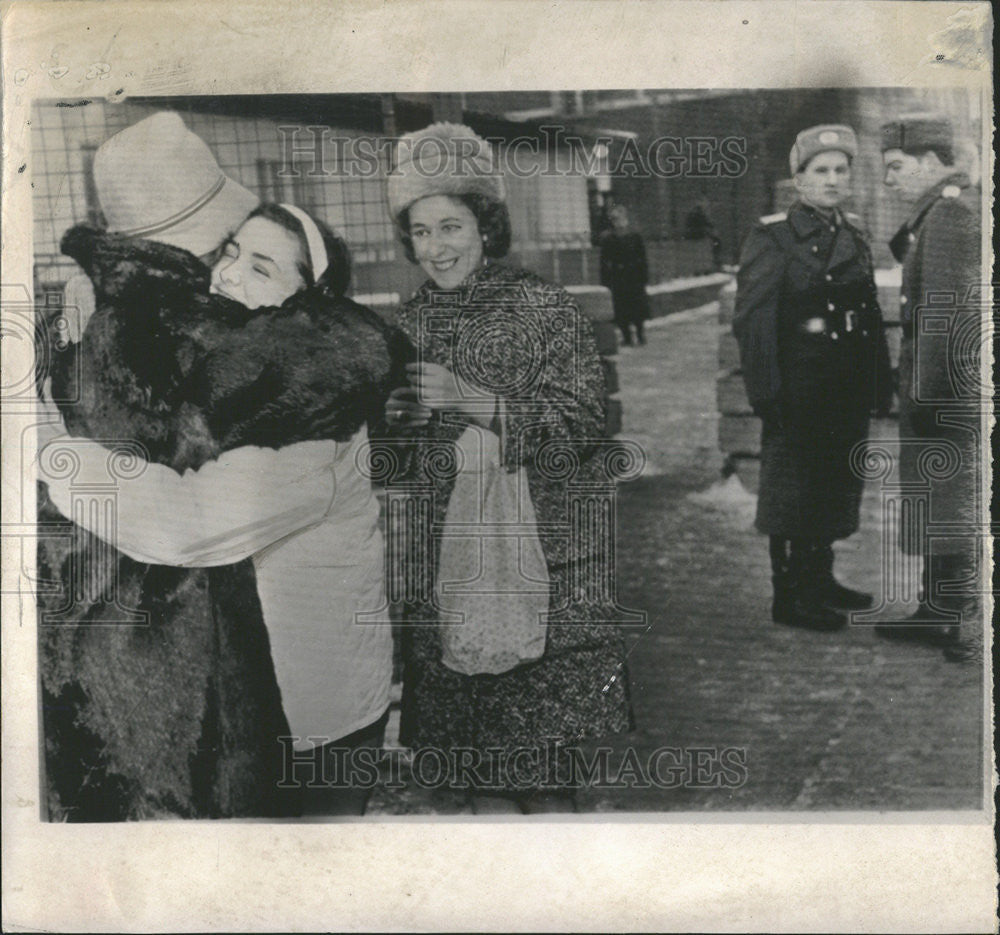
xmin=648 ymin=273 xmax=733 ymax=319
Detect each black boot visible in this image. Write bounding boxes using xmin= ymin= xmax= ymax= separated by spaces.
xmin=936 ymin=553 xmax=982 ymax=664
xmin=771 ymin=538 xmax=846 ymax=632
xmin=874 ymin=597 xmax=956 ymax=645
xmin=942 ymin=631 xmax=982 ymax=664
xmin=814 ymin=543 xmax=873 ymax=610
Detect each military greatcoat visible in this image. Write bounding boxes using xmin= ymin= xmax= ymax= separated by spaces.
xmin=891 ymin=173 xmax=982 ymax=556
xmin=734 ymin=200 xmax=891 ymax=540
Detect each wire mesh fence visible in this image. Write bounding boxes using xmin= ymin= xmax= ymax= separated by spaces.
xmin=32 ymin=88 xmax=980 ymax=304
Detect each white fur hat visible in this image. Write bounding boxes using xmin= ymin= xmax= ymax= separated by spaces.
xmin=789 ymin=124 xmax=858 ymax=175
xmin=386 ymin=122 xmax=505 ymax=222
xmin=94 ymin=111 xmax=258 ymax=257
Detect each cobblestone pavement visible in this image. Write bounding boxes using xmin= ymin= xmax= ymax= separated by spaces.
xmin=367 ymin=303 xmax=986 ymax=815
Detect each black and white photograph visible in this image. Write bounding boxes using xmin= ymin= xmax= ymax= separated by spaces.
xmin=2 ymin=1 xmax=994 ymax=931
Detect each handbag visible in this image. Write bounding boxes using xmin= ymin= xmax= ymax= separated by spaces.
xmin=436 ymin=412 xmax=550 ymax=676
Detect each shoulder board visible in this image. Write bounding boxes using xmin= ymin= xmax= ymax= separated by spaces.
xmin=759 ymin=212 xmax=787 ymax=225
xmin=843 ymin=211 xmax=869 ymax=233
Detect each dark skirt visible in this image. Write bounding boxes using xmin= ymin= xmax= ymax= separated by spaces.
xmin=399 ymin=562 xmax=634 ymax=791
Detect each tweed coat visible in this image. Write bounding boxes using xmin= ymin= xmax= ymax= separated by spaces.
xmin=734 ymin=201 xmax=891 ymax=541
xmin=386 ymin=262 xmax=634 ymax=789
xmin=38 ymin=225 xmax=409 ymax=820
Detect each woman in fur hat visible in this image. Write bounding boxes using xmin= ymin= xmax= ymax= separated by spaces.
xmin=37 ymin=113 xmax=407 ymax=820
xmin=382 ymin=123 xmax=634 ymax=814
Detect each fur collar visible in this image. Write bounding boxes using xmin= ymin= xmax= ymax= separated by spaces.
xmin=57 ymin=225 xmax=411 ymax=471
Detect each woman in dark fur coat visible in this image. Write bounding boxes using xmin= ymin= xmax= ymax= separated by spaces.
xmin=37 ymin=114 xmax=408 ymax=820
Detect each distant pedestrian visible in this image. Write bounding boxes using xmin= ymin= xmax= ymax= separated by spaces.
xmin=876 ymin=114 xmax=982 ymax=663
xmin=733 ymin=124 xmax=891 ymax=632
xmin=684 ymin=200 xmax=721 ymax=271
xmin=600 ymin=205 xmax=650 ymax=346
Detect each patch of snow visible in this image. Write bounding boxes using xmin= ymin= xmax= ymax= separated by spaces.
xmin=646 ymin=272 xmax=733 ymax=295
xmin=645 ymin=302 xmax=719 ymax=329
xmin=687 ymin=474 xmax=757 ymax=527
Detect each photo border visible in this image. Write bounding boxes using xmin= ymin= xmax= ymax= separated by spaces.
xmin=2 ymin=2 xmax=994 ymax=931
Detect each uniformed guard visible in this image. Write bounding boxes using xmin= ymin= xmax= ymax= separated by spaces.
xmin=876 ymin=114 xmax=983 ymax=663
xmin=734 ymin=124 xmax=892 ymax=631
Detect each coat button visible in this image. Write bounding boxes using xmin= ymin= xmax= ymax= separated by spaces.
xmin=824 ymin=274 xmax=832 ymax=282
xmin=831 ymin=332 xmax=839 ymax=340
xmin=900 ymin=295 xmax=907 ymax=304
xmin=827 ymin=302 xmax=835 ymax=311
xmin=811 ymin=245 xmax=819 ymax=253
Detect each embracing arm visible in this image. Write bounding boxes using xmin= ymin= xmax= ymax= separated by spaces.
xmin=61 ymin=225 xmax=408 ymax=453
xmin=39 ymin=435 xmax=336 ymax=567
xmin=61 ymin=225 xmax=214 ymax=307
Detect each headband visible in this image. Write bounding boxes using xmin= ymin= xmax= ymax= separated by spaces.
xmin=280 ymin=203 xmax=329 ymax=282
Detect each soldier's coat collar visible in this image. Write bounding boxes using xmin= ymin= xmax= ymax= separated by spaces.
xmin=889 ymin=172 xmax=970 ymax=262
xmin=787 ymin=201 xmax=839 ymax=240
xmin=826 ymin=220 xmax=862 ymax=272
xmin=902 ymin=172 xmax=971 ymax=233
xmin=786 ymin=201 xmax=862 ymax=271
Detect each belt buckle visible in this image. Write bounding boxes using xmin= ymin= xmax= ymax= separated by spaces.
xmin=844 ymin=310 xmax=857 ymax=333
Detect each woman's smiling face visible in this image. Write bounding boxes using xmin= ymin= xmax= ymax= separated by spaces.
xmin=210 ymin=215 xmax=305 ymax=309
xmin=408 ymin=195 xmax=484 ymax=289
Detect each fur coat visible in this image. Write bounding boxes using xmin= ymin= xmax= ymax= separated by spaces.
xmin=38 ymin=225 xmax=410 ymax=820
